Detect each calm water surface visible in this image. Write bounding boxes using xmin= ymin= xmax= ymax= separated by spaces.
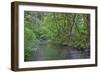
xmin=26 ymin=40 xmax=90 ymax=61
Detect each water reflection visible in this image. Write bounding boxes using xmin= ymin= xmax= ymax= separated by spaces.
xmin=30 ymin=40 xmax=90 ymax=61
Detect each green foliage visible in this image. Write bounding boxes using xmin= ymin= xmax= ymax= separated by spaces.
xmin=24 ymin=27 xmax=37 ymax=61
xmin=41 ymin=13 xmax=89 ymax=48
xmin=24 ymin=11 xmax=90 ymax=61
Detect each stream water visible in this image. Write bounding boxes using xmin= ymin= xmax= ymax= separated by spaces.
xmin=29 ymin=40 xmax=90 ymax=61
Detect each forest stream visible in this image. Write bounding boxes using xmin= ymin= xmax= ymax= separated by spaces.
xmin=24 ymin=11 xmax=90 ymax=61
xmin=31 ymin=40 xmax=90 ymax=61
